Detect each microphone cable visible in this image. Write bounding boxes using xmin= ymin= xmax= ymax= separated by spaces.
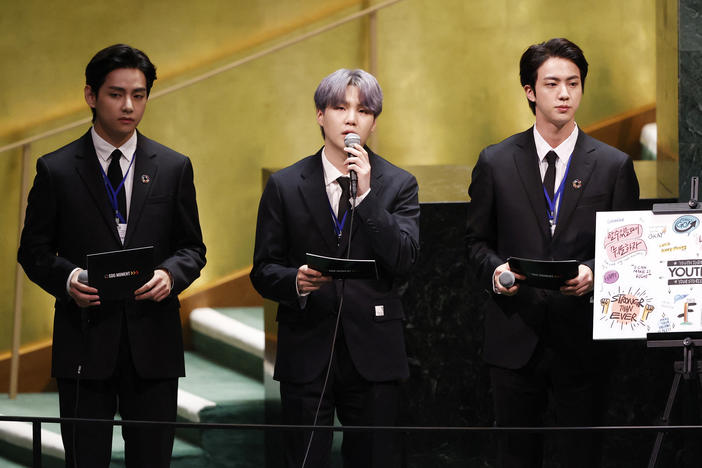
xmin=72 ymin=303 xmax=89 ymax=468
xmin=300 ymin=183 xmax=357 ymax=468
xmin=72 ymin=364 xmax=81 ymax=468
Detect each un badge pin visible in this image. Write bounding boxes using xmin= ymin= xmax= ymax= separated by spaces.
xmin=572 ymin=179 xmax=582 ymax=189
xmin=141 ymin=174 xmax=151 ymax=184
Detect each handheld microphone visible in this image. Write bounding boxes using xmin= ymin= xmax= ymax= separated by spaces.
xmin=78 ymin=270 xmax=89 ymax=285
xmin=344 ymin=133 xmax=361 ymax=198
xmin=498 ymin=270 xmax=515 ymax=288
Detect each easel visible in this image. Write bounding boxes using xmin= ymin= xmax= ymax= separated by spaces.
xmin=647 ymin=334 xmax=702 ymax=468
xmin=647 ymin=176 xmax=702 ymax=468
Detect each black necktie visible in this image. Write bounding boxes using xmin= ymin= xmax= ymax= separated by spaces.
xmin=336 ymin=176 xmax=351 ymax=222
xmin=544 ymin=150 xmax=558 ymax=201
xmin=108 ymin=149 xmax=127 ymax=223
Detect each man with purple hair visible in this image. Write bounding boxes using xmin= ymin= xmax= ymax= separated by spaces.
xmin=251 ymin=68 xmax=419 ymax=467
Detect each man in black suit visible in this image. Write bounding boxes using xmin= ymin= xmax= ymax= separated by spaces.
xmin=465 ymin=38 xmax=639 ymax=468
xmin=251 ymin=68 xmax=419 ymax=467
xmin=18 ymin=44 xmax=206 ymax=467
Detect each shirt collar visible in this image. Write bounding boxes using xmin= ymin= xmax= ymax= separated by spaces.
xmin=533 ymin=123 xmax=579 ymax=163
xmin=321 ymin=147 xmax=347 ymax=187
xmin=91 ymin=127 xmax=137 ymax=164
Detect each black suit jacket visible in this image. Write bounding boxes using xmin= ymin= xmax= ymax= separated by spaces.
xmin=250 ymin=148 xmax=420 ymax=384
xmin=18 ymin=130 xmax=206 ymax=380
xmin=465 ymin=128 xmax=639 ymax=369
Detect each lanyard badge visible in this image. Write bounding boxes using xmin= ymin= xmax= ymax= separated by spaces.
xmin=99 ymin=153 xmax=135 ymax=225
xmin=543 ymin=153 xmax=573 ymax=228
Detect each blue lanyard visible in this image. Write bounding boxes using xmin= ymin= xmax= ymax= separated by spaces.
xmin=99 ymin=152 xmax=135 ymax=224
xmin=328 ymin=199 xmax=348 ymax=240
xmin=542 ymin=153 xmax=573 ymax=227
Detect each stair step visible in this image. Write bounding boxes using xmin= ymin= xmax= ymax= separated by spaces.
xmin=190 ymin=307 xmax=264 ymax=380
xmin=0 ymin=454 xmax=28 ymax=467
xmin=180 ymin=351 xmax=264 ymax=410
xmin=179 ymin=351 xmax=264 ymax=467
xmin=213 ymin=307 xmax=264 ymax=332
xmin=0 ymin=394 xmax=205 ymax=467
xmin=0 ymin=393 xmax=65 ymax=467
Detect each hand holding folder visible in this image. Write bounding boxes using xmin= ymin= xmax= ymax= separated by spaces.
xmin=507 ymin=257 xmax=579 ymax=290
xmin=86 ymin=246 xmax=154 ymax=301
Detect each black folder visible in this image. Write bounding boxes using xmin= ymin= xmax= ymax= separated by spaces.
xmin=86 ymin=246 xmax=154 ymax=300
xmin=306 ymin=253 xmax=378 ymax=280
xmin=507 ymin=257 xmax=579 ymax=290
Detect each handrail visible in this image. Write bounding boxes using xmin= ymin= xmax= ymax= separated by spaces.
xmin=0 ymin=0 xmax=402 ymax=155
xmin=1 ymin=414 xmax=701 ymax=467
xmin=4 ymin=414 xmax=702 ymax=433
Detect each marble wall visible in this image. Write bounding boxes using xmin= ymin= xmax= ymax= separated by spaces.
xmin=678 ymin=0 xmax=702 ymax=200
xmin=657 ymin=0 xmax=702 ymax=200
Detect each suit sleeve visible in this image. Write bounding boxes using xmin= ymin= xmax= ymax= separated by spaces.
xmin=158 ymin=157 xmax=206 ymax=295
xmin=250 ymin=175 xmax=300 ymax=305
xmin=465 ymin=148 xmax=503 ymax=290
xmin=18 ymin=158 xmax=77 ymax=300
xmin=354 ymin=171 xmax=420 ymax=276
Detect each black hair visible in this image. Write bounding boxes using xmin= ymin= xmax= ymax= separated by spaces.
xmin=85 ymin=44 xmax=157 ymax=120
xmin=519 ymin=38 xmax=588 ymax=114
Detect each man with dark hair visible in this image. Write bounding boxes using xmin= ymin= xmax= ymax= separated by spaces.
xmin=519 ymin=38 xmax=590 ymax=115
xmin=465 ymin=38 xmax=639 ymax=467
xmin=84 ymin=43 xmax=157 ymax=121
xmin=18 ymin=44 xmax=206 ymax=467
xmin=251 ymin=68 xmax=419 ymax=467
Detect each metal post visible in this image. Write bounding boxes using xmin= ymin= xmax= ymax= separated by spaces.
xmin=32 ymin=420 xmax=42 ymax=467
xmin=10 ymin=143 xmax=32 ymax=398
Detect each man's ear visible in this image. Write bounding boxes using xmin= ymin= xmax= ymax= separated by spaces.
xmin=84 ymin=85 xmax=96 ymax=109
xmin=524 ymin=84 xmax=536 ymax=103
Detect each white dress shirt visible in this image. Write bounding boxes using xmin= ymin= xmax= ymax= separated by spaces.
xmin=533 ymin=124 xmax=579 ymax=234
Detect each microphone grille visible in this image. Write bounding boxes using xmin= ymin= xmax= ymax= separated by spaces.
xmin=498 ymin=271 xmax=515 ymax=288
xmin=344 ymin=133 xmax=361 ymax=147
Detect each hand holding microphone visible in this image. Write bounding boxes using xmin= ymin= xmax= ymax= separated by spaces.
xmin=494 ymin=263 xmax=524 ymax=296
xmin=498 ymin=270 xmax=515 ymax=288
xmin=69 ymin=269 xmax=100 ymax=307
xmin=344 ymin=133 xmax=372 ymax=198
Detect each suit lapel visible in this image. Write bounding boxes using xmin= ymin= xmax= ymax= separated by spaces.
xmin=73 ymin=132 xmax=122 ymax=245
xmin=124 ymin=133 xmax=157 ymax=246
xmin=299 ymin=151 xmax=338 ymax=252
xmin=513 ymin=129 xmax=551 ymax=239
xmin=552 ymin=130 xmax=596 ymax=241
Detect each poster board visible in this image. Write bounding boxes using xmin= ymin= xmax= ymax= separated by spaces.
xmin=593 ymin=210 xmax=702 ymax=340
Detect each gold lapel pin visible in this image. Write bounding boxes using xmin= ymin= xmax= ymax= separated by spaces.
xmin=572 ymin=179 xmax=582 ymax=189
xmin=141 ymin=174 xmax=151 ymax=184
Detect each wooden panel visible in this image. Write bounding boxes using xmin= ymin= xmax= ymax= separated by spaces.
xmin=583 ymin=103 xmax=656 ymax=159
xmin=633 ymin=160 xmax=657 ymax=199
xmin=0 ymin=340 xmax=55 ymax=393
